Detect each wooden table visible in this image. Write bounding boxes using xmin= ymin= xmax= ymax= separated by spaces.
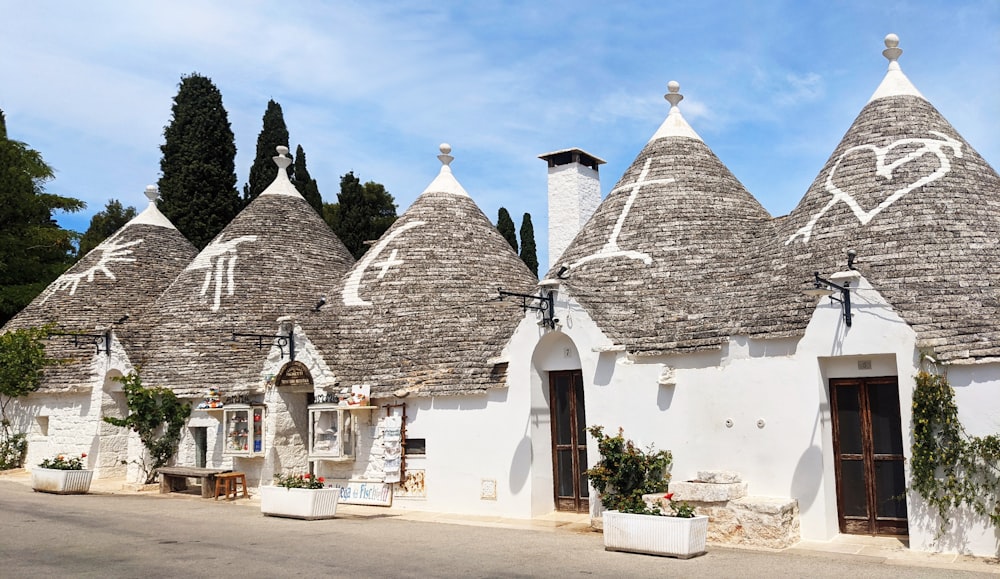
xmin=156 ymin=467 xmax=231 ymax=498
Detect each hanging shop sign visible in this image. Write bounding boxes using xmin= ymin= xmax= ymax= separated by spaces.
xmin=275 ymin=361 xmax=313 ymax=389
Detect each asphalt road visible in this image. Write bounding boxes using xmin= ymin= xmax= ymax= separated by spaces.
xmin=0 ymin=480 xmax=994 ymax=578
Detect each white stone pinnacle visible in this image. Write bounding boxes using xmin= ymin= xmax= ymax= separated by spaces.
xmin=648 ymin=79 xmax=702 ymax=143
xmin=144 ymin=185 xmax=159 ymax=203
xmin=273 ymin=145 xmax=292 ymax=170
xmin=868 ymin=32 xmax=924 ymax=103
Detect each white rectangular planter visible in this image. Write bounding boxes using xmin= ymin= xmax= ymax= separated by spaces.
xmin=603 ymin=511 xmax=709 ymax=559
xmin=31 ymin=468 xmax=94 ymax=494
xmin=260 ymin=486 xmax=340 ymax=520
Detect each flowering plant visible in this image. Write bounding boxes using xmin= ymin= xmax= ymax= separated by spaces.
xmin=274 ymin=472 xmax=326 ymax=489
xmin=38 ymin=453 xmax=87 ymax=470
xmin=659 ymin=493 xmax=696 ymax=518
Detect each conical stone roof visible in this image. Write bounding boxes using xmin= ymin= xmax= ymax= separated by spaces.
xmin=2 ymin=186 xmax=197 ymax=392
xmin=770 ymin=35 xmax=1000 ymax=363
xmin=309 ymin=144 xmax=537 ymax=397
xmin=550 ymin=83 xmax=773 ymax=354
xmin=138 ymin=147 xmax=355 ymax=395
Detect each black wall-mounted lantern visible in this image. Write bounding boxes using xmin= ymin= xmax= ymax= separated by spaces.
xmin=231 ymin=331 xmax=296 ymax=360
xmin=495 ymin=288 xmax=558 ymax=329
xmin=804 ymin=250 xmax=857 ymax=327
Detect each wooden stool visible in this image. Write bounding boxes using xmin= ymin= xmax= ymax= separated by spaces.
xmin=214 ymin=472 xmax=248 ymax=501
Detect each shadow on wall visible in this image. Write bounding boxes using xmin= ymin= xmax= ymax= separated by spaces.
xmin=907 ymin=494 xmax=979 ymax=556
xmin=790 ymin=445 xmax=823 ymax=512
xmin=656 ymin=384 xmax=674 ymax=411
xmin=509 ymin=434 xmax=532 ymax=494
xmin=593 ymin=351 xmax=616 ymax=386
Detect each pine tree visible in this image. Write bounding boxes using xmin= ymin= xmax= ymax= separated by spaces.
xmin=292 ymin=144 xmax=323 ymax=215
xmin=496 ymin=207 xmax=518 ymax=253
xmin=243 ymin=99 xmax=290 ymax=206
xmin=322 ymin=172 xmax=397 ymax=259
xmin=77 ymin=199 xmax=137 ymax=257
xmin=157 ymin=73 xmax=240 ymax=250
xmin=0 ymin=110 xmax=84 ymax=325
xmin=519 ymin=212 xmax=538 ymax=277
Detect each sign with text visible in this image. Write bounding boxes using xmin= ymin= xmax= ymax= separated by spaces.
xmin=337 ymin=481 xmax=393 ymax=506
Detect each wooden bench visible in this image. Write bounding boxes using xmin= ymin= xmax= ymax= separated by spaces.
xmin=156 ymin=467 xmax=231 ymax=498
xmin=214 ymin=472 xmax=249 ymax=501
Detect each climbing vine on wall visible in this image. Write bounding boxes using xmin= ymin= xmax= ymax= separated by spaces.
xmin=103 ymin=371 xmax=191 ymax=484
xmin=910 ymin=369 xmax=1000 ymax=533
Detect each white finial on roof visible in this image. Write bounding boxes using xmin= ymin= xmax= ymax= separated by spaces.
xmin=127 ymin=184 xmax=175 ymax=229
xmin=437 ymin=143 xmax=454 ymax=166
xmin=648 ymin=80 xmax=702 ymax=143
xmin=421 ymin=142 xmax=469 ymax=197
xmin=259 ymin=145 xmax=303 ymax=198
xmin=868 ymin=33 xmax=924 ymax=102
xmin=273 ymin=145 xmax=292 ymax=170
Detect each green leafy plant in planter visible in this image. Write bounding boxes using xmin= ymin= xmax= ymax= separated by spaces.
xmin=38 ymin=452 xmax=87 ymax=470
xmin=586 ymin=425 xmax=673 ymax=515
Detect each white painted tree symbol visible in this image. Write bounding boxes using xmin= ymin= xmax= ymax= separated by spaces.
xmin=40 ymin=233 xmax=143 ymax=304
xmin=185 ymin=235 xmax=258 ymax=311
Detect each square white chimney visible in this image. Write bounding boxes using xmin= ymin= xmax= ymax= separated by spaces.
xmin=539 ymin=148 xmax=604 ymax=268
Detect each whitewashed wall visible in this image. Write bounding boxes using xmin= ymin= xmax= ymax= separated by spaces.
xmin=509 ymin=276 xmax=999 ymax=557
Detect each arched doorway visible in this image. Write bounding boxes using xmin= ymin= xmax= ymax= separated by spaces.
xmin=531 ymin=332 xmax=588 ymax=513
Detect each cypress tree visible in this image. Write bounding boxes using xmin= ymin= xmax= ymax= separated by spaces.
xmin=77 ymin=199 xmax=137 ymax=257
xmin=243 ymin=99 xmax=290 ymax=206
xmin=519 ymin=212 xmax=538 ymax=277
xmin=496 ymin=207 xmax=518 ymax=253
xmin=0 ymin=110 xmax=84 ymax=324
xmin=323 ymin=171 xmax=397 ymax=259
xmin=292 ymin=144 xmax=323 ymax=215
xmin=157 ymin=73 xmax=240 ymax=250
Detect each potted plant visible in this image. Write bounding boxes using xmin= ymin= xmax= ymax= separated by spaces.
xmin=32 ymin=453 xmax=93 ymax=494
xmin=587 ymin=426 xmax=708 ymax=559
xmin=260 ymin=472 xmax=340 ymax=520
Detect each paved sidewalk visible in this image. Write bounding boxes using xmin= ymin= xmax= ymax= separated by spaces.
xmin=4 ymin=469 xmax=998 ymax=575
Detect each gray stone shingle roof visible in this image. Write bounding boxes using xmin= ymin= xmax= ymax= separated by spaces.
xmin=309 ymin=149 xmax=537 ymax=397
xmin=770 ymin=93 xmax=1000 ymax=362
xmin=2 ymin=199 xmax=198 ymax=392
xmin=137 ymin=152 xmax=355 ymax=396
xmin=549 ymin=97 xmax=773 ymax=354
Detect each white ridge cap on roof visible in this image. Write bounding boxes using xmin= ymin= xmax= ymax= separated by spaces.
xmin=648 ymin=81 xmax=703 ymax=143
xmin=420 ymin=143 xmax=469 ymax=197
xmin=260 ymin=146 xmax=305 ymax=198
xmin=125 ymin=185 xmax=176 ymax=229
xmin=868 ymin=33 xmax=925 ymax=103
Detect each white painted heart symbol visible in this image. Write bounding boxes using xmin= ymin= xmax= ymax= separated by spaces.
xmin=787 ymin=131 xmax=962 ymax=244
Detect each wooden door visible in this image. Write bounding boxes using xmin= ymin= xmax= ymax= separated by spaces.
xmin=830 ymin=377 xmax=908 ymax=535
xmin=549 ymin=370 xmax=589 ymax=513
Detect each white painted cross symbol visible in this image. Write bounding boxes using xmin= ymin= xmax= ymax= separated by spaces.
xmin=570 ymin=157 xmax=672 ymax=269
xmin=374 ymin=249 xmax=404 ymax=279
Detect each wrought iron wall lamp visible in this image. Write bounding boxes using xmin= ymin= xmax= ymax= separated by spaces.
xmin=231 ymin=330 xmax=295 ymax=360
xmin=803 ymin=250 xmax=857 ymax=327
xmin=495 ymin=288 xmax=558 ymax=329
xmin=54 ymin=329 xmax=113 ymax=356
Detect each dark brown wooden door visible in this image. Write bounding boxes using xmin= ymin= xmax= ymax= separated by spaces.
xmin=550 ymin=370 xmax=589 ymax=513
xmin=830 ymin=377 xmax=908 ymax=535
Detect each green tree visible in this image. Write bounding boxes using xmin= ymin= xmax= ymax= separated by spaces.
xmin=322 ymin=172 xmax=397 ymax=259
xmin=292 ymin=144 xmax=323 ymax=215
xmin=243 ymin=99 xmax=290 ymax=207
xmin=519 ymin=212 xmax=538 ymax=277
xmin=77 ymin=199 xmax=137 ymax=257
xmin=103 ymin=371 xmax=191 ymax=484
xmin=0 ymin=110 xmax=84 ymax=325
xmin=157 ymin=73 xmax=240 ymax=250
xmin=0 ymin=325 xmax=53 ymax=468
xmin=496 ymin=207 xmax=518 ymax=253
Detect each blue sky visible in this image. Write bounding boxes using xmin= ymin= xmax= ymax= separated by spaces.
xmin=2 ymin=1 xmax=998 ymax=271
